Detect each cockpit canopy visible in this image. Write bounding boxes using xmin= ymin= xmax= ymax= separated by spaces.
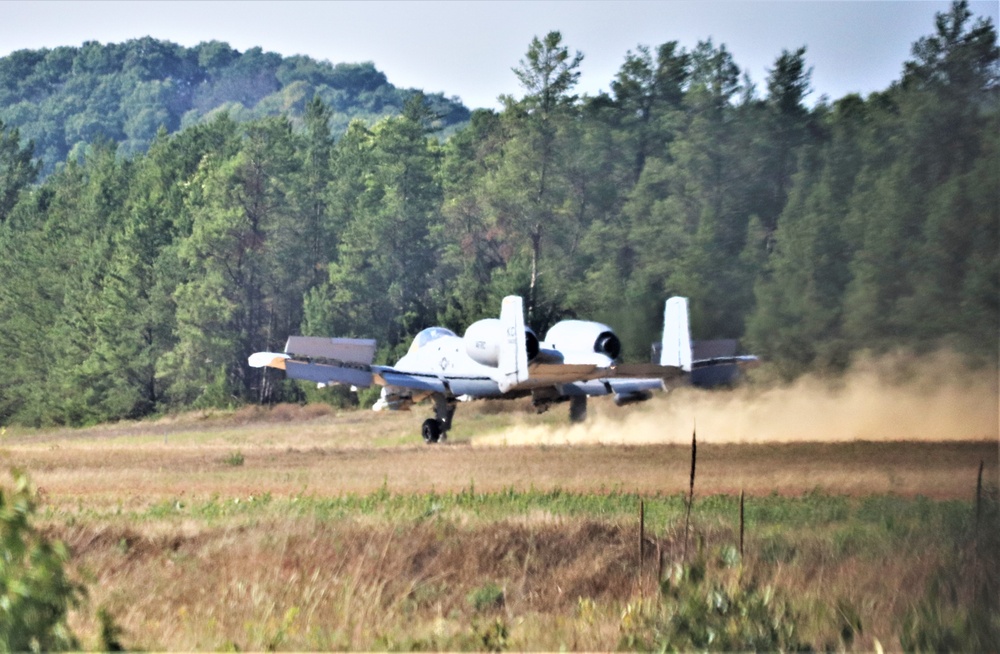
xmin=407 ymin=327 xmax=457 ymax=355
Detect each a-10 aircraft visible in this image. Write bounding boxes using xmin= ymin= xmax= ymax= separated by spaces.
xmin=249 ymin=296 xmax=755 ymax=443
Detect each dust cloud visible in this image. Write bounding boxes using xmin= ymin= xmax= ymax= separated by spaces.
xmin=473 ymin=351 xmax=999 ymax=447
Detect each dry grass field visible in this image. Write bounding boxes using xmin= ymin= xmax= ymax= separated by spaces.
xmin=0 ymin=364 xmax=997 ymax=650
xmin=1 ymin=415 xmax=993 ymax=506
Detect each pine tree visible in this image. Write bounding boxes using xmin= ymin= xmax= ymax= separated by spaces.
xmin=0 ymin=119 xmax=40 ymax=222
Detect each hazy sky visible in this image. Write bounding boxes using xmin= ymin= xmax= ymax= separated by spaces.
xmin=3 ymin=1 xmax=998 ymax=109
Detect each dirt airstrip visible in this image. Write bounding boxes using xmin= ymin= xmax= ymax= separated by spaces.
xmin=0 ymin=424 xmax=994 ymax=506
xmin=0 ymin=350 xmax=995 ymax=504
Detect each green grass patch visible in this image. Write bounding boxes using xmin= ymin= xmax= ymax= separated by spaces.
xmin=54 ymin=486 xmax=979 ymax=553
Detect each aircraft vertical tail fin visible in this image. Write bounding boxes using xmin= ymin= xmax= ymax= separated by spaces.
xmin=660 ymin=296 xmax=693 ymax=372
xmin=497 ymin=295 xmax=529 ymax=392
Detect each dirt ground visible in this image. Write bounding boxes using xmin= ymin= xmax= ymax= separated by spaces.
xmin=2 ymin=426 xmax=994 ymax=506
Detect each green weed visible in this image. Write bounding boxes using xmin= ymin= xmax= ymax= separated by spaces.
xmin=620 ymin=547 xmax=809 ymax=651
xmin=467 ymin=582 xmax=505 ymax=612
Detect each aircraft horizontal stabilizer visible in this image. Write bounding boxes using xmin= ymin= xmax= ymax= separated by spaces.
xmin=284 ymin=336 xmax=377 ymax=365
xmin=518 ymin=362 xmax=600 ymax=388
xmin=284 ymin=360 xmax=374 ymax=388
xmin=249 ymin=341 xmax=376 ymax=388
xmin=610 ymin=362 xmax=685 ymax=381
xmin=691 ymin=355 xmax=759 ymax=369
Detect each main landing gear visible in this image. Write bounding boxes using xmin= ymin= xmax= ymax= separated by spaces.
xmin=532 ymin=390 xmax=588 ymax=424
xmin=422 ymin=394 xmax=456 ymax=444
xmin=569 ymin=395 xmax=588 ymax=423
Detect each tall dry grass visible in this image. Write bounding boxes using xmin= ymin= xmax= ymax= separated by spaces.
xmin=62 ymin=517 xmax=656 ymax=650
xmin=52 ymin=486 xmax=996 ymax=651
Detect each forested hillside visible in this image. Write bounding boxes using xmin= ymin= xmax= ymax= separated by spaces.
xmin=0 ymin=38 xmax=469 ymax=176
xmin=0 ymin=1 xmax=996 ymax=427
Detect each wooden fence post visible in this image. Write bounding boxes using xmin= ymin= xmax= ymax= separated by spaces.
xmin=739 ymin=488 xmax=745 ymax=561
xmin=639 ymin=499 xmax=645 ymax=569
xmin=683 ymin=425 xmax=697 ymax=561
xmin=976 ymin=459 xmax=984 ymax=537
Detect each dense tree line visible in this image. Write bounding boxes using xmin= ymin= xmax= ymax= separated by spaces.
xmin=0 ymin=38 xmax=470 ymax=176
xmin=0 ymin=1 xmax=996 ymax=426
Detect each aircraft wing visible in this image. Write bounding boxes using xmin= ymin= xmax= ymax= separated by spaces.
xmin=283 ymin=336 xmax=377 ymax=363
xmin=251 ymin=352 xmax=483 ymax=395
xmin=373 ymin=370 xmax=448 ymax=393
xmin=523 ymin=362 xmax=602 ymax=386
xmin=506 ymin=361 xmax=684 ymax=393
xmin=607 ymin=362 xmax=686 ymax=381
xmin=692 ymin=355 xmax=759 ymax=369
xmin=284 ymin=360 xmax=375 ymax=388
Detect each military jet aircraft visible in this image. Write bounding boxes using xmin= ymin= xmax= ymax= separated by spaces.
xmin=249 ymin=296 xmax=755 ymax=443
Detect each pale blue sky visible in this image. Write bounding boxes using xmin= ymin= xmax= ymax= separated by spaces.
xmin=3 ymin=1 xmax=997 ymax=109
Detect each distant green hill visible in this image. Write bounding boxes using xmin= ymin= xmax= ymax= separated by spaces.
xmin=0 ymin=37 xmax=470 ymax=175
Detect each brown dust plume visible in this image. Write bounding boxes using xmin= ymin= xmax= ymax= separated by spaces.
xmin=473 ymin=351 xmax=999 ymax=447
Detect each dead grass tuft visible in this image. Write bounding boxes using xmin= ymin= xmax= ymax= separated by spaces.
xmin=61 ymin=518 xmax=658 ymax=650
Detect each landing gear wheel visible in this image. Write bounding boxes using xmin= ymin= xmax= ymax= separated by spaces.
xmin=424 ymin=393 xmax=454 ymax=444
xmin=421 ymin=418 xmax=442 ymax=444
xmin=569 ymin=396 xmax=588 ymax=423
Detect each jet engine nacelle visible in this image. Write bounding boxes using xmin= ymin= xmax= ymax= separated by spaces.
xmin=543 ymin=320 xmax=622 ymax=360
xmin=463 ymin=318 xmax=539 ymax=367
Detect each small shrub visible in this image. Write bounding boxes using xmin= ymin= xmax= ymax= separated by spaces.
xmin=268 ymin=403 xmax=302 ymax=422
xmin=899 ymin=574 xmax=1000 ymax=653
xmin=0 ymin=471 xmax=84 ymax=652
xmin=899 ymin=485 xmax=1000 ymax=651
xmin=232 ymin=404 xmax=267 ymax=424
xmin=474 ymin=617 xmax=509 ymax=652
xmin=97 ymin=607 xmax=125 ymax=651
xmin=299 ymin=402 xmax=334 ymax=419
xmin=223 ymin=451 xmax=245 ymax=467
xmin=620 ymin=548 xmax=809 ymax=652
